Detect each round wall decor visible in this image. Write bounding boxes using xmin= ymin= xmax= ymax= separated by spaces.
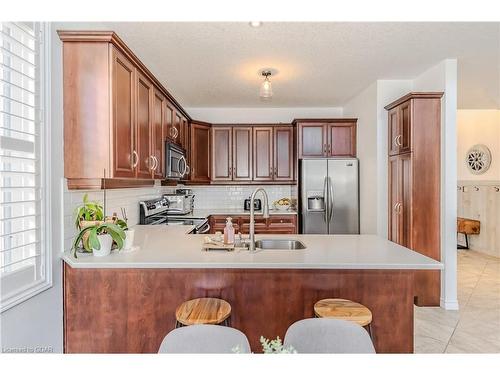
xmin=466 ymin=144 xmax=492 ymax=175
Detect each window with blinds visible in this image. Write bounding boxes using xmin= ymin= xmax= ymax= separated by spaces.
xmin=0 ymin=22 xmax=51 ymax=311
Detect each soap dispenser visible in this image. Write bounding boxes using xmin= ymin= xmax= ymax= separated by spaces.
xmin=223 ymin=217 xmax=235 ymax=245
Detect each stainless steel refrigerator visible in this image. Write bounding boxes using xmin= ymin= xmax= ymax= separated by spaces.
xmin=300 ymin=158 xmax=359 ymax=234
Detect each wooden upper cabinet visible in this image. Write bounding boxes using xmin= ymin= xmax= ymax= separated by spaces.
xmin=174 ymin=112 xmax=182 ymax=145
xmin=253 ymin=127 xmax=273 ymax=181
xmin=399 ymin=101 xmax=412 ymax=154
xmin=59 ymin=31 xmax=191 ymax=188
xmin=328 ymin=122 xmax=356 ymax=157
xmin=152 ymin=88 xmax=165 ymax=179
xmin=190 ymin=121 xmax=211 ymax=182
xmin=297 ymin=123 xmax=326 ymax=158
xmin=388 ymin=100 xmax=412 ymax=156
xmin=296 ymin=119 xmax=357 ymax=158
xmin=111 ymin=48 xmax=136 ymax=178
xmin=233 ymin=127 xmax=253 ymax=181
xmin=273 ymin=127 xmax=294 ymax=181
xmin=164 ymin=101 xmax=175 ymax=143
xmin=136 ymin=71 xmax=154 ymax=179
xmin=211 ymin=127 xmax=233 ymax=181
xmin=388 ymin=108 xmax=400 ymax=156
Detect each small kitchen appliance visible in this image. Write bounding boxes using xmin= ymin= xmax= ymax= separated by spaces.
xmin=244 ymin=198 xmax=262 ymax=211
xmin=139 ymin=197 xmax=209 ymax=234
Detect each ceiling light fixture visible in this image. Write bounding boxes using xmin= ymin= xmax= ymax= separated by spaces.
xmin=249 ymin=21 xmax=262 ymax=28
xmin=259 ymin=71 xmax=273 ymax=100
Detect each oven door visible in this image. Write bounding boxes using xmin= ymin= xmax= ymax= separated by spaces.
xmin=165 ymin=142 xmax=187 ymax=179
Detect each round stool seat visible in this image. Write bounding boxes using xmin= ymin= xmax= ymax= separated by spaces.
xmin=175 ymin=297 xmax=231 ymax=326
xmin=314 ymin=298 xmax=372 ymax=326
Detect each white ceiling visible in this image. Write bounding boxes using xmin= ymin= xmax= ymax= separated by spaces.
xmin=68 ymin=22 xmax=500 ymax=109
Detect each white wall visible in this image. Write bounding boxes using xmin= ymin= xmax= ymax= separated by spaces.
xmin=344 ymin=60 xmax=459 ymax=310
xmin=343 ymin=82 xmax=378 ymax=234
xmin=413 ymin=59 xmax=459 ymax=310
xmin=457 ymin=110 xmax=500 ymax=181
xmin=186 ymin=107 xmax=343 ymax=123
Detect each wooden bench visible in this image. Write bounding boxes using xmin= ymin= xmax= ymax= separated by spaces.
xmin=457 ymin=217 xmax=480 ymax=249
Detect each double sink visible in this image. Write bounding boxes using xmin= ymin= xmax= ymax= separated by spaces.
xmin=254 ymin=239 xmax=306 ymax=250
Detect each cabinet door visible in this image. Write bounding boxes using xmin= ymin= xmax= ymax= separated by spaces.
xmin=388 ymin=155 xmax=400 ymax=243
xmin=399 ymin=153 xmax=412 ymax=248
xmin=111 ymin=48 xmax=136 ymax=178
xmin=399 ymin=101 xmax=412 ymax=154
xmin=273 ymin=127 xmax=294 ymax=181
xmin=212 ymin=127 xmax=233 ymax=181
xmin=174 ymin=111 xmax=182 ymax=145
xmin=298 ymin=123 xmax=326 ymax=158
xmin=232 ymin=127 xmax=252 ymax=181
xmin=253 ymin=127 xmax=273 ymax=181
xmin=190 ymin=122 xmax=211 ymax=182
xmin=164 ymin=102 xmax=176 ymax=142
xmin=327 ymin=123 xmax=356 ymax=157
xmin=136 ymin=71 xmax=154 ymax=179
xmin=388 ymin=154 xmax=413 ymax=246
xmin=388 ymin=107 xmax=400 ymax=156
xmin=152 ymin=88 xmax=165 ymax=179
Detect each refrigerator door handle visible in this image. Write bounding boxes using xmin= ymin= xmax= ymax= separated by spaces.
xmin=328 ymin=176 xmax=334 ymax=221
xmin=323 ymin=176 xmax=328 ymax=223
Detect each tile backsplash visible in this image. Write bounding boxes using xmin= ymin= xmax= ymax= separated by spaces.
xmin=184 ymin=185 xmax=297 ymax=209
xmin=63 ymin=181 xmax=297 ymax=251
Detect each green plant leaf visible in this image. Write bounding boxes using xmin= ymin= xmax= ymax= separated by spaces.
xmin=89 ymin=227 xmax=100 ymax=250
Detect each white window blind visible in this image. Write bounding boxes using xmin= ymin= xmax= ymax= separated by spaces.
xmin=0 ymin=22 xmax=51 ymax=312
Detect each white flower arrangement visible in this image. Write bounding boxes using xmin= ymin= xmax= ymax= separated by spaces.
xmin=232 ymin=336 xmax=297 ymax=354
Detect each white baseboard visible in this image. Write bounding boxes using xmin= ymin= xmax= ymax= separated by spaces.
xmin=440 ymin=298 xmax=459 ymax=310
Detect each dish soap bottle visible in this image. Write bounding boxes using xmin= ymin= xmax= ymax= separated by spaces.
xmin=223 ymin=217 xmax=235 ymax=245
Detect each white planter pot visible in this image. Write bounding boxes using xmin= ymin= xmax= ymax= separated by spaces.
xmin=123 ymin=229 xmax=135 ymax=251
xmin=92 ymin=234 xmax=113 ymax=257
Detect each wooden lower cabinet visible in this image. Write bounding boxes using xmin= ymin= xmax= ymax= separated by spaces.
xmin=64 ymin=263 xmax=415 ymax=353
xmin=208 ymin=215 xmax=297 ymax=234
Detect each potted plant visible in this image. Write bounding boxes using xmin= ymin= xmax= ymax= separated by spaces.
xmin=71 ymin=222 xmax=126 ymax=258
xmin=74 ymin=193 xmax=105 ymax=230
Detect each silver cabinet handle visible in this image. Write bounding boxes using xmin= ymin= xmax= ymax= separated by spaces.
xmin=152 ymin=156 xmax=158 ymax=171
xmin=131 ymin=150 xmax=138 ymax=169
xmin=147 ymin=155 xmax=155 ymax=171
xmin=171 ymin=127 xmax=178 ymax=139
xmin=185 ymin=164 xmax=191 ymax=175
xmin=396 ymin=135 xmax=403 ymax=146
xmin=393 ymin=202 xmax=399 ymax=212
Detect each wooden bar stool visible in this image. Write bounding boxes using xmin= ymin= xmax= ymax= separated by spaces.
xmin=314 ymin=298 xmax=373 ymax=338
xmin=175 ymin=297 xmax=232 ymax=328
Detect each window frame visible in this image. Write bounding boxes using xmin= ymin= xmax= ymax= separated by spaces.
xmin=0 ymin=22 xmax=52 ymax=312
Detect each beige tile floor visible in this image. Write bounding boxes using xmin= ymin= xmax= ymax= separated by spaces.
xmin=414 ymin=250 xmax=500 ymax=353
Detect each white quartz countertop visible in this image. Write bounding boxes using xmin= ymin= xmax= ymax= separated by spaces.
xmin=178 ymin=208 xmax=297 ymax=219
xmin=62 ymin=225 xmax=443 ymax=270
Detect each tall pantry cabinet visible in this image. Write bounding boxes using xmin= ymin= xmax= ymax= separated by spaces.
xmin=385 ymin=92 xmax=443 ymax=307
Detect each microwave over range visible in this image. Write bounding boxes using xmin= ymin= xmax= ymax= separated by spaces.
xmin=165 ymin=141 xmax=189 ymax=179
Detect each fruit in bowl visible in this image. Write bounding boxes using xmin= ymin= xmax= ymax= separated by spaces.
xmin=273 ymin=198 xmax=291 ymax=211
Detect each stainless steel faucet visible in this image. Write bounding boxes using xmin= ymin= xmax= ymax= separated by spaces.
xmin=249 ymin=187 xmax=270 ymax=251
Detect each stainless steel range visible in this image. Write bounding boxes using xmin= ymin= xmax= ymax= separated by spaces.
xmin=139 ymin=197 xmax=209 ymax=234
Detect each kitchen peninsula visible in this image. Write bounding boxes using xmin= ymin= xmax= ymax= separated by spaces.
xmin=62 ymin=225 xmax=442 ymax=354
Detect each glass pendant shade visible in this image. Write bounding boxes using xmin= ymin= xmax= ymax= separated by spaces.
xmin=260 ymin=77 xmax=273 ymax=99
